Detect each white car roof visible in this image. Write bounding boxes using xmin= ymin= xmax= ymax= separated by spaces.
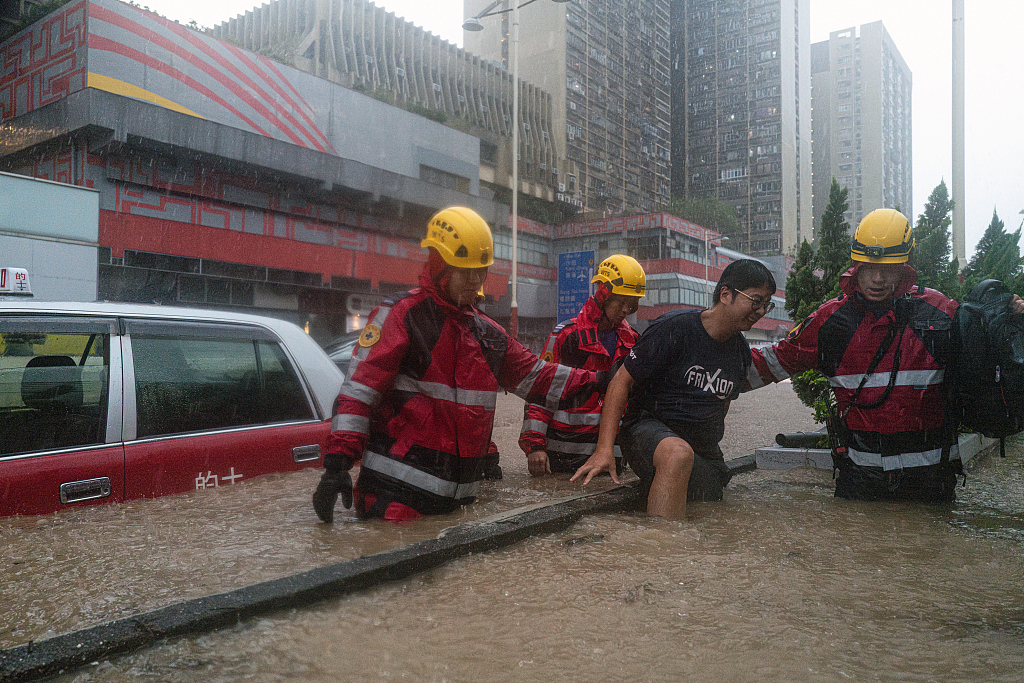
xmin=0 ymin=301 xmax=344 ymax=419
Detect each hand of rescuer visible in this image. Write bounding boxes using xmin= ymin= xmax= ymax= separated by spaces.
xmin=1012 ymin=295 xmax=1024 ymax=316
xmin=527 ymin=450 xmax=552 ymax=476
xmin=312 ymin=455 xmax=355 ymax=523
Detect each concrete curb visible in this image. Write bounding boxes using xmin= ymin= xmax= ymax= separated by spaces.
xmin=0 ymin=484 xmax=637 ymax=683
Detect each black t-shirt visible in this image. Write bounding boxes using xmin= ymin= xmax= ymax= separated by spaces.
xmin=623 ymin=309 xmax=751 ymax=443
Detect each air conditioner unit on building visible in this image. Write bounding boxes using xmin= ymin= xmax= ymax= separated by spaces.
xmin=396 ymin=68 xmax=405 ymax=76
xmin=458 ymin=94 xmax=466 ymax=102
xmin=524 ymin=123 xmax=530 ymax=131
xmin=433 ymin=83 xmax=441 ymax=92
xmin=559 ymin=183 xmax=566 ymax=192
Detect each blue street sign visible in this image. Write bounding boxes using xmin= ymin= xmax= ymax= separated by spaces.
xmin=557 ymin=250 xmax=595 ymax=323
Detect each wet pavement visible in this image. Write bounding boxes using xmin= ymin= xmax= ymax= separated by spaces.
xmin=0 ymin=382 xmax=818 ymax=654
xmin=6 ymin=382 xmax=1024 ymax=683
xmin=8 ymin=381 xmax=1021 ymax=683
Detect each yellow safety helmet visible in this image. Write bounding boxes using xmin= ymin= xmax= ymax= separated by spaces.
xmin=851 ymin=209 xmax=914 ymax=264
xmin=421 ymin=206 xmax=494 ymax=268
xmin=591 ymin=254 xmax=646 ymax=296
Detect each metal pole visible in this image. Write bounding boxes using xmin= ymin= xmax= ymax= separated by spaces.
xmin=952 ymin=0 xmax=966 ymax=269
xmin=704 ymin=228 xmax=710 ymax=307
xmin=508 ymin=0 xmax=520 ymax=340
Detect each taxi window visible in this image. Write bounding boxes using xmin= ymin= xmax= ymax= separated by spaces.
xmin=131 ymin=328 xmax=315 ymax=438
xmin=257 ymin=340 xmax=317 ymax=422
xmin=0 ymin=321 xmax=111 ymax=456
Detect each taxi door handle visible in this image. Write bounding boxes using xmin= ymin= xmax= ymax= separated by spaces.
xmin=292 ymin=445 xmax=321 ymax=462
xmin=60 ymin=477 xmax=112 ymax=504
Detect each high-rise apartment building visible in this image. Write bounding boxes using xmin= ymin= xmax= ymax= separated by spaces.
xmin=213 ymin=0 xmax=563 ymax=208
xmin=464 ymin=0 xmax=673 ymax=216
xmin=670 ymin=0 xmax=812 ymax=257
xmin=810 ymin=22 xmax=912 ymax=232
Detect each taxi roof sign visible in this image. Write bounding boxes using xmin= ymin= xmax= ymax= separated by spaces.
xmin=0 ymin=268 xmax=33 ymax=296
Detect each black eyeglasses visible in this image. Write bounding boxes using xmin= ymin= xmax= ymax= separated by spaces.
xmin=732 ymin=288 xmax=775 ymax=313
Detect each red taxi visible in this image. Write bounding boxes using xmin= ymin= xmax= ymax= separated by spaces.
xmin=0 ymin=301 xmax=343 ymax=517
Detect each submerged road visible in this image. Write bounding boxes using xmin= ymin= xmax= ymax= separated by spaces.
xmin=0 ymin=382 xmax=819 ymax=682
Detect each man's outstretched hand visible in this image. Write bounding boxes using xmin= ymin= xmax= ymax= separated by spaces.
xmin=571 ymin=447 xmax=620 ymax=486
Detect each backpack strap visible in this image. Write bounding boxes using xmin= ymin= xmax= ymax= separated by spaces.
xmin=845 ymin=308 xmax=908 ymax=411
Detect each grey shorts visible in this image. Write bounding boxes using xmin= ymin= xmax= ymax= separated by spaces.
xmin=620 ymin=413 xmax=732 ymax=505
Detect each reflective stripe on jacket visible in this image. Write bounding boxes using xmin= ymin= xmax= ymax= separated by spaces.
xmin=327 ymin=270 xmax=604 ymax=514
xmin=518 ymin=293 xmax=637 ymax=458
xmin=748 ymin=265 xmax=959 ymax=468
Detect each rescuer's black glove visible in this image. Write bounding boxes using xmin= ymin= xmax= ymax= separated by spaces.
xmin=312 ymin=455 xmax=355 ymax=523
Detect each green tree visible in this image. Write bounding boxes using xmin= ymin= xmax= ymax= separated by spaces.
xmin=911 ymin=181 xmax=959 ymax=295
xmin=966 ymin=208 xmax=1005 ymax=273
xmin=962 ymin=208 xmax=1023 ymax=293
xmin=784 ymin=240 xmax=823 ymax=322
xmin=816 ymin=179 xmax=853 ymax=297
xmin=785 ymin=179 xmax=854 ymax=426
xmin=664 ymin=196 xmax=741 ymax=240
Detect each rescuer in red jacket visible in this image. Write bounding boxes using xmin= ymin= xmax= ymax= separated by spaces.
xmin=312 ymin=206 xmax=608 ymax=522
xmin=747 ymin=208 xmax=1023 ymax=503
xmin=519 ymin=254 xmax=645 ymax=476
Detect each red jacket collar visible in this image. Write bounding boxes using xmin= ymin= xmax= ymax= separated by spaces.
xmin=574 ymin=294 xmax=634 ymax=351
xmin=417 ymin=267 xmax=474 ymax=316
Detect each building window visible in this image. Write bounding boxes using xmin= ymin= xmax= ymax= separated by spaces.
xmin=480 ymin=141 xmax=498 ymax=165
xmin=420 ymin=165 xmax=470 ymax=193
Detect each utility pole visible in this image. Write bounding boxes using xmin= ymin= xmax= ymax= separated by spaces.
xmin=952 ymin=0 xmax=966 ymax=269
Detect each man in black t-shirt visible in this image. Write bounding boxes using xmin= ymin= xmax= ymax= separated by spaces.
xmin=572 ymin=259 xmax=777 ymax=518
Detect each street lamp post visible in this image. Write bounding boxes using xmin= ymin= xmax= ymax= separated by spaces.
xmin=703 ymin=228 xmax=727 ymax=307
xmin=464 ymin=0 xmax=568 ymax=341
xmin=704 ymin=229 xmax=711 ymax=307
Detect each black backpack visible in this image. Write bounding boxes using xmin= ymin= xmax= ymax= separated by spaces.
xmin=952 ymin=279 xmax=1024 ymax=440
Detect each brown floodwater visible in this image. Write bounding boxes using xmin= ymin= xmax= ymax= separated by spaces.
xmin=3 ymin=389 xmax=1023 ymax=682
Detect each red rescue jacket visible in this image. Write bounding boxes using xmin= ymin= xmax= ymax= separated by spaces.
xmin=748 ymin=264 xmax=960 ymax=471
xmin=518 ymin=294 xmax=637 ymax=458
xmin=327 ymin=269 xmax=604 ymax=515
